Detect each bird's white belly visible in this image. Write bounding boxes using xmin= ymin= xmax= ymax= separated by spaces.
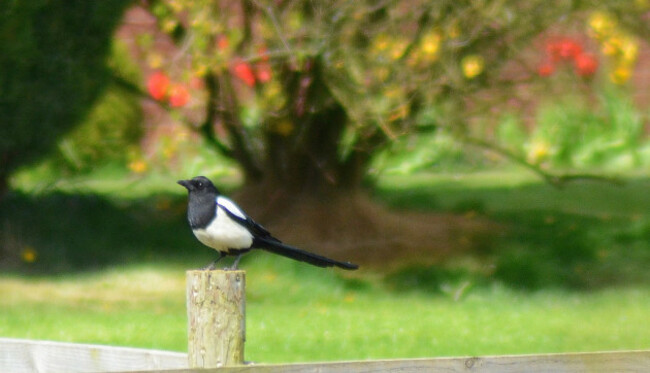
xmin=193 ymin=207 xmax=253 ymax=252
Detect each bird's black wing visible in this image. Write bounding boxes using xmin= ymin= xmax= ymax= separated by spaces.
xmin=254 ymin=237 xmax=359 ymax=270
xmin=216 ymin=196 xmax=281 ymax=242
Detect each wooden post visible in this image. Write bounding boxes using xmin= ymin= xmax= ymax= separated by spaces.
xmin=186 ymin=270 xmax=245 ymax=368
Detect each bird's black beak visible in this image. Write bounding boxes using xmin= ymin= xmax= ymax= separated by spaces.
xmin=177 ymin=179 xmax=192 ymax=191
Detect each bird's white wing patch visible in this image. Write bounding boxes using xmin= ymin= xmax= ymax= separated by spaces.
xmin=216 ymin=196 xmax=247 ymax=220
xmin=195 ymin=205 xmax=253 ymax=251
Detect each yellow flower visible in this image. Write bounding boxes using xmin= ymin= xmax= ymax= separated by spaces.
xmin=147 ymin=53 xmax=164 ymax=69
xmin=601 ymin=36 xmax=623 ymax=56
xmin=588 ymin=11 xmax=616 ymax=38
xmin=610 ymin=65 xmax=632 ymax=84
xmin=372 ymin=34 xmax=391 ymax=53
xmin=21 ymin=246 xmax=37 ymax=264
xmin=420 ymin=31 xmax=441 ymax=56
xmin=621 ymin=38 xmax=639 ymax=62
xmin=162 ymin=18 xmax=178 ymax=33
xmin=390 ymin=38 xmax=409 ymax=60
xmin=461 ymin=55 xmax=484 ymax=79
xmin=527 ymin=141 xmax=551 ymax=164
xmin=128 ymin=160 xmax=148 ymax=174
xmin=194 ymin=63 xmax=209 ymax=77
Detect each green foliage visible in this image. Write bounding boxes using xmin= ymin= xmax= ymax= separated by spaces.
xmin=51 ymin=41 xmax=143 ymax=173
xmin=375 ymin=129 xmax=469 ymax=175
xmin=490 ymin=86 xmax=647 ymax=171
xmin=0 ymin=0 xmax=131 ymax=191
xmin=495 ymin=114 xmax=527 ymax=154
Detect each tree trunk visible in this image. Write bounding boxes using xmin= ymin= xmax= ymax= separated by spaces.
xmin=258 ymin=58 xmax=378 ymax=195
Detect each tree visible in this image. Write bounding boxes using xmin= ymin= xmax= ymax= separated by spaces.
xmin=139 ymin=1 xmax=649 ymax=259
xmin=142 ymin=1 xmax=649 ymax=192
xmin=0 ymin=0 xmax=132 ymax=197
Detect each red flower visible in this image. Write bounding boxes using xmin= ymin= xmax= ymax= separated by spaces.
xmin=537 ymin=61 xmax=555 ymax=77
xmin=147 ymin=71 xmax=170 ymax=100
xmin=169 ymin=84 xmax=190 ymax=107
xmin=574 ymin=53 xmax=598 ymax=76
xmin=546 ymin=38 xmax=582 ymax=61
xmin=232 ymin=60 xmax=256 ymax=87
xmin=558 ymin=39 xmax=583 ymax=59
xmin=255 ymin=62 xmax=272 ymax=83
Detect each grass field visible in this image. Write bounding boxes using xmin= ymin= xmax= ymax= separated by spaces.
xmin=2 ymin=170 xmax=650 ymax=363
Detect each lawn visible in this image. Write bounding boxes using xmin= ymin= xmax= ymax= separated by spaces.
xmin=1 ymin=170 xmax=650 ymax=363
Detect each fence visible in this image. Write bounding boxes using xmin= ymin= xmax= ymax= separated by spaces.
xmin=1 ymin=270 xmax=649 ymax=373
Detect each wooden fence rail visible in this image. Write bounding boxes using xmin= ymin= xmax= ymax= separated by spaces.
xmin=140 ymin=350 xmax=650 ymax=373
xmin=0 ymin=337 xmax=187 ymax=372
xmin=2 ymin=338 xmax=649 ymax=373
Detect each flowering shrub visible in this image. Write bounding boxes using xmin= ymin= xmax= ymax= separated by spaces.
xmin=538 ymin=37 xmax=599 ymax=78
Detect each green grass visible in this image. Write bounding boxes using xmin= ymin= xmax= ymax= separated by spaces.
xmin=2 ymin=169 xmax=650 ymax=362
xmin=1 ymin=260 xmax=649 ymax=363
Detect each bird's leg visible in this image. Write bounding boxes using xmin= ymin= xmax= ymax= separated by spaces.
xmin=230 ymin=253 xmax=244 ymax=270
xmin=202 ymin=252 xmax=226 ymax=270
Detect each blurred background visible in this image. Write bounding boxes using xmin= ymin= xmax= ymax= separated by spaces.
xmin=1 ymin=0 xmax=650 ymax=362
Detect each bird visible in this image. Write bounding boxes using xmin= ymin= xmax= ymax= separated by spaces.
xmin=178 ymin=176 xmax=359 ymax=271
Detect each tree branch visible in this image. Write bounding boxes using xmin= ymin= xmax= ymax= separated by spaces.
xmin=252 ymin=0 xmax=293 ymax=55
xmin=463 ymin=136 xmax=624 ymax=188
xmin=217 ymin=74 xmax=264 ymax=181
xmin=200 ymin=72 xmax=235 ymax=159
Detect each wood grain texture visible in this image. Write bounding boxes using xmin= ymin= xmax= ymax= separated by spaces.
xmin=141 ymin=350 xmax=650 ymax=373
xmin=186 ymin=270 xmax=246 ymax=369
xmin=0 ymin=338 xmax=187 ymax=373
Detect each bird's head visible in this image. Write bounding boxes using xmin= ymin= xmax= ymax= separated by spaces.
xmin=177 ymin=176 xmax=220 ymax=195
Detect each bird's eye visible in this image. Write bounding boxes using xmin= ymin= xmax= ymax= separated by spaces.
xmin=197 ymin=182 xmax=203 ymax=188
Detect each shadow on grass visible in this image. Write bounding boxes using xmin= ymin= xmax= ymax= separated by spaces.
xmin=0 ymin=191 xmax=211 ymax=273
xmin=377 ymin=178 xmax=650 ymax=292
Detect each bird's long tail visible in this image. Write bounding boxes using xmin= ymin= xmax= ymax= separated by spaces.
xmin=254 ymin=237 xmax=358 ymax=270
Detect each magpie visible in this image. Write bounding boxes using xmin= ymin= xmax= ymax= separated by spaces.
xmin=178 ymin=176 xmax=359 ymax=271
